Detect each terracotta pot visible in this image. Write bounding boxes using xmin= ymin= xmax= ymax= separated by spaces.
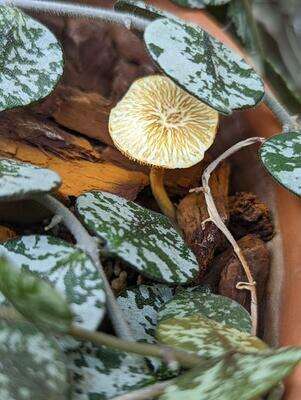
xmin=149 ymin=1 xmax=301 ymax=398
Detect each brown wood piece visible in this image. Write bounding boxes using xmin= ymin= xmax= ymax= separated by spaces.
xmin=176 ymin=162 xmax=230 ymax=280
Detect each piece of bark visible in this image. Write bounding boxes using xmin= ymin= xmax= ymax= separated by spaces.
xmin=215 ymin=234 xmax=270 ymax=311
xmin=0 ymin=136 xmax=149 ymax=201
xmin=36 ymin=85 xmax=114 ymax=145
xmin=0 ymin=109 xmax=102 ymax=162
xmin=111 ymin=59 xmax=156 ymax=102
xmin=0 ymin=225 xmax=18 ymax=242
xmin=177 ymin=162 xmax=230 ymax=280
xmin=229 ymin=192 xmax=274 ymax=241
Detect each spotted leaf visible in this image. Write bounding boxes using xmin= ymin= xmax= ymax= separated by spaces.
xmin=0 ymin=6 xmax=63 ymax=111
xmin=0 ymin=159 xmax=61 ymax=201
xmin=158 ymin=287 xmax=252 ymax=333
xmin=171 ymin=0 xmax=231 ymax=9
xmin=0 ymin=319 xmax=69 ymax=400
xmin=114 ymin=0 xmax=170 ymax=20
xmin=0 ymin=256 xmax=73 ymax=333
xmin=117 ymin=284 xmax=174 ymax=374
xmin=156 ymin=314 xmax=266 ymax=357
xmin=67 ymin=342 xmax=154 ymax=400
xmin=144 ymin=18 xmax=264 ymax=114
xmin=260 ymin=132 xmax=301 ymax=196
xmin=160 ymin=347 xmax=301 ymax=400
xmin=76 ymin=191 xmax=198 ymax=283
xmin=0 ymin=235 xmax=106 ymax=334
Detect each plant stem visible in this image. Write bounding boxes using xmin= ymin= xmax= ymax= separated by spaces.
xmin=33 ymin=194 xmax=133 ymax=341
xmin=2 ymin=0 xmax=149 ymax=31
xmin=150 ymin=167 xmax=177 ymax=225
xmin=69 ymin=324 xmax=201 ymax=369
xmin=264 ymin=92 xmax=298 ymax=132
xmin=110 ymin=380 xmax=172 ymax=400
xmin=192 ymin=137 xmax=265 ymax=335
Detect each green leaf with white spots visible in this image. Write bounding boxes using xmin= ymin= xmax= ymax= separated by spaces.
xmin=117 ymin=284 xmax=174 ymax=375
xmin=0 ymin=6 xmax=63 ymax=111
xmin=0 ymin=319 xmax=69 ymax=400
xmin=114 ymin=0 xmax=170 ymax=20
xmin=160 ymin=347 xmax=301 ymax=400
xmin=0 ymin=159 xmax=61 ymax=201
xmin=76 ymin=191 xmax=198 ymax=284
xmin=171 ymin=0 xmax=231 ymax=9
xmin=117 ymin=285 xmax=174 ymax=342
xmin=0 ymin=235 xmax=106 ymax=335
xmin=0 ymin=256 xmax=73 ymax=333
xmin=144 ymin=18 xmax=264 ymax=114
xmin=67 ymin=342 xmax=154 ymax=400
xmin=260 ymin=132 xmax=301 ymax=196
xmin=158 ymin=287 xmax=252 ymax=333
xmin=156 ymin=314 xmax=266 ymax=357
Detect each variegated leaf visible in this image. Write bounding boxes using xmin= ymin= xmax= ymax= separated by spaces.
xmin=156 ymin=314 xmax=266 ymax=357
xmin=67 ymin=342 xmax=154 ymax=400
xmin=144 ymin=18 xmax=264 ymax=114
xmin=114 ymin=0 xmax=169 ymax=20
xmin=0 ymin=319 xmax=69 ymax=400
xmin=158 ymin=287 xmax=252 ymax=333
xmin=260 ymin=132 xmax=301 ymax=196
xmin=117 ymin=284 xmax=174 ymax=375
xmin=0 ymin=159 xmax=61 ymax=201
xmin=76 ymin=191 xmax=198 ymax=284
xmin=160 ymin=347 xmax=301 ymax=400
xmin=171 ymin=0 xmax=231 ymax=9
xmin=0 ymin=256 xmax=73 ymax=333
xmin=0 ymin=6 xmax=63 ymax=111
xmin=0 ymin=235 xmax=106 ymax=334
xmin=117 ymin=285 xmax=174 ymax=342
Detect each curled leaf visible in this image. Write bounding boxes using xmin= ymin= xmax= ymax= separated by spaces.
xmin=0 ymin=256 xmax=73 ymax=333
xmin=0 ymin=235 xmax=106 ymax=332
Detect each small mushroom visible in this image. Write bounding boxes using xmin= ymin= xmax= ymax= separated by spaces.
xmin=109 ymin=75 xmax=218 ymax=223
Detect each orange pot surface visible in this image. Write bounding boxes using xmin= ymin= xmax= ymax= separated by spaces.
xmin=149 ymin=1 xmax=301 ymax=398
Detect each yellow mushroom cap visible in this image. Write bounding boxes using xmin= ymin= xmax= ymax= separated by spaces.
xmin=109 ymin=75 xmax=218 ymax=169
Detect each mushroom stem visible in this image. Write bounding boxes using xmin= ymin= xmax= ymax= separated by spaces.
xmin=150 ymin=167 xmax=176 ymax=224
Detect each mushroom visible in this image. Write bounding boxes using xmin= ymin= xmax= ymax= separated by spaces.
xmin=109 ymin=75 xmax=218 ymax=224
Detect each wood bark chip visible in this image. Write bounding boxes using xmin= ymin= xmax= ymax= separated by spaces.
xmin=177 ymin=162 xmax=230 ymax=280
xmin=210 ymin=234 xmax=270 ymax=311
xmin=0 ymin=134 xmax=148 ymax=201
xmin=229 ymin=192 xmax=274 ymax=242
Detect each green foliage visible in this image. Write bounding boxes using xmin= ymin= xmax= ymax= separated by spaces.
xmin=144 ymin=17 xmax=264 ymax=114
xmin=171 ymin=0 xmax=231 ymax=9
xmin=160 ymin=347 xmax=301 ymax=400
xmin=156 ymin=314 xmax=266 ymax=357
xmin=0 ymin=256 xmax=73 ymax=333
xmin=260 ymin=132 xmax=301 ymax=196
xmin=0 ymin=319 xmax=69 ymax=400
xmin=76 ymin=191 xmax=198 ymax=284
xmin=0 ymin=235 xmax=106 ymax=334
xmin=0 ymin=159 xmax=61 ymax=201
xmin=158 ymin=286 xmax=252 ymax=333
xmin=117 ymin=285 xmax=175 ymax=375
xmin=67 ymin=342 xmax=154 ymax=400
xmin=0 ymin=6 xmax=63 ymax=112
